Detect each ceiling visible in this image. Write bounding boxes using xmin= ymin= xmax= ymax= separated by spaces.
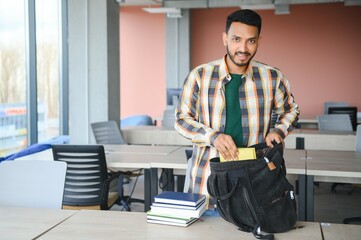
xmin=118 ymin=0 xmax=361 ymax=8
xmin=118 ymin=0 xmax=360 ymax=16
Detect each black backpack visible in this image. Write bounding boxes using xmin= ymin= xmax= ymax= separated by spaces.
xmin=207 ymin=142 xmax=297 ymax=239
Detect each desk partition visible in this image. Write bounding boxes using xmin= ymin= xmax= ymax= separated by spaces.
xmin=122 ymin=126 xmax=356 ymax=151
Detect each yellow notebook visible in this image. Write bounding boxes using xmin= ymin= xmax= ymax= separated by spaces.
xmin=220 ymin=148 xmax=256 ymax=162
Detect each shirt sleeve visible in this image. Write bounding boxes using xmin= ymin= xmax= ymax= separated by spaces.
xmin=174 ymin=71 xmax=221 ymax=147
xmin=273 ymin=74 xmax=300 ymax=138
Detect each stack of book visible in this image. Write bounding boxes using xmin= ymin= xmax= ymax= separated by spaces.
xmin=147 ymin=191 xmax=206 ymax=227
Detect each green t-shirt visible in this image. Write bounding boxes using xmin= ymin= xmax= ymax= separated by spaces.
xmin=224 ymin=74 xmax=244 ymax=147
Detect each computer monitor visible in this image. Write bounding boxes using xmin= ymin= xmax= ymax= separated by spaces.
xmin=324 ymin=101 xmax=349 ymax=114
xmin=166 ymin=88 xmax=181 ymax=106
xmin=328 ymin=106 xmax=358 ymax=131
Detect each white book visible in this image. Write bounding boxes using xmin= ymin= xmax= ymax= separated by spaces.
xmin=147 ymin=218 xmax=198 ymax=227
xmin=147 ymin=211 xmax=196 ymax=224
xmin=151 ymin=199 xmax=205 ymax=210
xmin=150 ymin=200 xmax=206 ymax=218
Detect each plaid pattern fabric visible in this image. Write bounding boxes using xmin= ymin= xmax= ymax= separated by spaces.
xmin=175 ymin=56 xmax=300 ymax=207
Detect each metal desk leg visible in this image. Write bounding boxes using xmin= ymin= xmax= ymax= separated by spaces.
xmin=297 ymin=174 xmax=306 ymax=221
xmin=144 ymin=169 xmax=151 ymax=212
xmin=165 ymin=169 xmax=175 ymax=191
xmin=306 ymin=175 xmax=315 ymax=221
xmin=177 ymin=175 xmax=185 ymax=192
xmin=150 ymin=168 xmax=159 ymax=207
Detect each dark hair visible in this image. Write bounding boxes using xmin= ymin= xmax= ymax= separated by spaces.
xmin=226 ymin=9 xmax=262 ymax=35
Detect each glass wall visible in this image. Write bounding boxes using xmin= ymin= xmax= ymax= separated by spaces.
xmin=0 ymin=0 xmax=27 ymax=156
xmin=35 ymin=0 xmax=60 ymax=142
xmin=0 ymin=0 xmax=63 ymax=157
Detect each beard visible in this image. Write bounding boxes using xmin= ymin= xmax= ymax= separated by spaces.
xmin=226 ymin=45 xmax=256 ymax=67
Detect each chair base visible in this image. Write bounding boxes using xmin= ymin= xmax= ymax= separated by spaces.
xmin=117 ymin=196 xmax=144 ymax=211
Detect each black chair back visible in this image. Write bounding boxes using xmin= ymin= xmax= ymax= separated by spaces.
xmin=52 ymin=144 xmax=110 ymax=208
xmin=328 ymin=106 xmax=358 ymax=131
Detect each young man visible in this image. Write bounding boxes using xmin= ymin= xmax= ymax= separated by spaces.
xmin=175 ymin=9 xmax=300 ymax=209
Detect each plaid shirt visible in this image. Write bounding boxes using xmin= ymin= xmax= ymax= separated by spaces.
xmin=174 ymin=56 xmax=300 ymax=207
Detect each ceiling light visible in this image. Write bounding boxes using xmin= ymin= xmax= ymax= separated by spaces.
xmin=240 ymin=4 xmax=275 ymax=10
xmin=143 ymin=7 xmax=182 ymax=18
xmin=275 ymin=4 xmax=290 ymax=15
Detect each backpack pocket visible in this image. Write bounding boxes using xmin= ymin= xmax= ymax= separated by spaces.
xmin=260 ymin=187 xmax=297 ymax=233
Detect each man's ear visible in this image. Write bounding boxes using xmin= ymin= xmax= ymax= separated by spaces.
xmin=222 ymin=32 xmax=227 ymax=47
xmin=257 ymin=36 xmax=262 ymax=46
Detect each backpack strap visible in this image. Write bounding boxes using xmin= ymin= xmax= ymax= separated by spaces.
xmin=243 ymin=187 xmax=275 ymax=240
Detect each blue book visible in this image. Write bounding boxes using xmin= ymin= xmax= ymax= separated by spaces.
xmin=154 ymin=191 xmax=206 ymax=206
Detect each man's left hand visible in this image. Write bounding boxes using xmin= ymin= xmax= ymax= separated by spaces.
xmin=265 ymin=132 xmax=284 ymax=148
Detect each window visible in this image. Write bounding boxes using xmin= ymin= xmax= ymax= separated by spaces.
xmin=0 ymin=0 xmax=27 ymax=156
xmin=0 ymin=0 xmax=65 ymax=157
xmin=35 ymin=0 xmax=61 ymax=142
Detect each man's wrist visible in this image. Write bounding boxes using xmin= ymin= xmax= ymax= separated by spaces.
xmin=272 ymin=128 xmax=285 ymax=139
xmin=210 ymin=131 xmax=222 ymax=147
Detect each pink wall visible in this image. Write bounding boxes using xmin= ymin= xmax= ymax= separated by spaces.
xmin=120 ymin=3 xmax=361 ymax=120
xmin=191 ymin=3 xmax=361 ymax=118
xmin=119 ymin=7 xmax=166 ymax=120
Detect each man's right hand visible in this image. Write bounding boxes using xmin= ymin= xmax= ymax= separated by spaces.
xmin=213 ymin=133 xmax=238 ymax=161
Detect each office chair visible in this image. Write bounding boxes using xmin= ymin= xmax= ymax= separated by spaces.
xmin=91 ymin=120 xmax=142 ymax=180
xmin=90 ymin=122 xmax=145 ymax=210
xmin=317 ymin=114 xmax=353 ymax=132
xmin=91 ymin=120 xmax=126 ymax=144
xmin=120 ymin=115 xmax=154 ymax=127
xmin=0 ymin=143 xmax=52 ymax=162
xmin=158 ymin=149 xmax=192 ymax=193
xmin=328 ymin=106 xmax=358 ymax=131
xmin=52 ymin=144 xmax=128 ymax=210
xmin=323 ymin=101 xmax=349 ymax=115
xmin=0 ymin=160 xmax=67 ymax=209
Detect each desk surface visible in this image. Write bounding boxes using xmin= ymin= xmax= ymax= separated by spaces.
xmin=306 ymin=150 xmax=361 ymax=181
xmin=40 ymin=210 xmax=322 ymax=240
xmin=321 ymin=222 xmax=361 ymax=240
xmin=104 ymin=144 xmax=180 ymax=155
xmin=106 ymin=152 xmax=153 ymax=169
xmin=0 ymin=207 xmax=77 ymax=240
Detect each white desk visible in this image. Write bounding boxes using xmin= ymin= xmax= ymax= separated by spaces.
xmin=104 ymin=144 xmax=180 ymax=155
xmin=40 ymin=210 xmax=323 ymax=240
xmin=0 ymin=207 xmax=77 ymax=240
xmin=105 ymin=145 xmax=183 ymax=211
xmin=321 ymin=222 xmax=361 ymax=240
xmin=305 ymin=150 xmax=361 ymax=221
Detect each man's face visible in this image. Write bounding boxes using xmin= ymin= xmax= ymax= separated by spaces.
xmin=223 ymin=22 xmax=260 ymax=70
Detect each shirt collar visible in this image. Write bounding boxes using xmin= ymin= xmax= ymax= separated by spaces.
xmin=220 ymin=55 xmax=256 ymax=82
